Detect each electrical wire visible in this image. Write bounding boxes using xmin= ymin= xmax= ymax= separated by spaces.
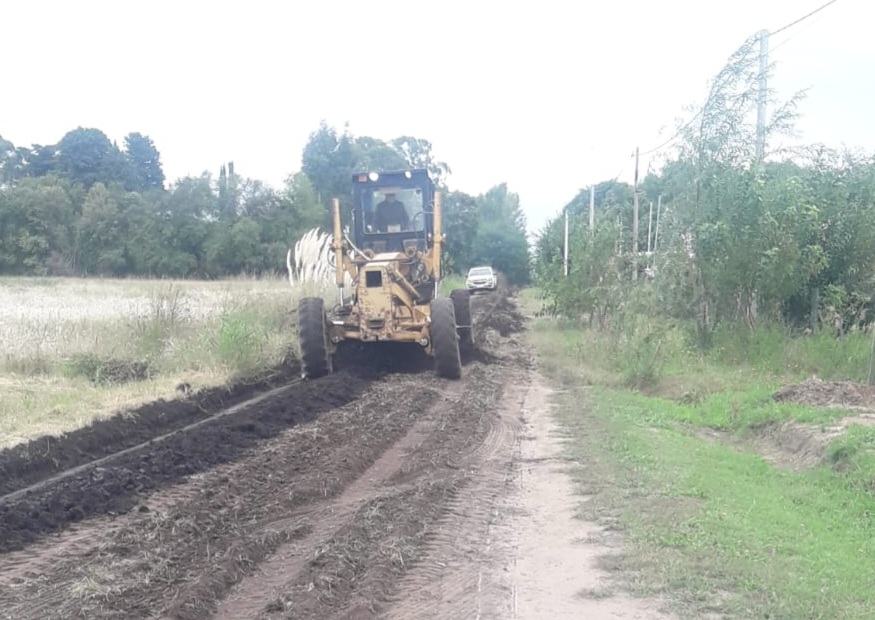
xmin=769 ymin=3 xmax=833 ymax=54
xmin=597 ymin=0 xmax=846 ymax=194
xmin=638 ymin=115 xmax=701 ymax=157
xmin=608 ymin=165 xmax=626 ymax=184
xmin=770 ymin=0 xmax=842 ymax=37
xmin=770 ymin=26 xmax=814 ymax=54
xmin=562 ymin=165 xmax=629 ymax=213
xmin=636 ymin=0 xmax=843 ymax=159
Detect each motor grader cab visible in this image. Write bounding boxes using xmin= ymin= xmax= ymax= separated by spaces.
xmin=296 ymin=169 xmax=473 ymax=380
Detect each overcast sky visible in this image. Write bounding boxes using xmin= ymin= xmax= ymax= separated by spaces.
xmin=4 ymin=0 xmax=871 ymax=235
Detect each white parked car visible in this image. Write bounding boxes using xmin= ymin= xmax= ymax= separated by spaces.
xmin=466 ymin=266 xmax=497 ymax=292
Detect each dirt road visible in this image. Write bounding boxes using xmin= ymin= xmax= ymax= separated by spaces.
xmin=0 ymin=289 xmax=671 ymax=619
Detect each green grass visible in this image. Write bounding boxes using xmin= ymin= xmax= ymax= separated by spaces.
xmin=554 ymin=388 xmax=875 ymax=619
xmin=709 ymin=323 xmax=874 ymax=384
xmin=529 ymin=311 xmax=875 ymax=402
xmin=439 ymin=273 xmax=467 ymax=295
xmin=526 ymin=290 xmax=875 ymax=618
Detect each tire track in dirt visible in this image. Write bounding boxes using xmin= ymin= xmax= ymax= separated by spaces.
xmin=260 ymin=362 xmax=512 ymax=620
xmin=0 ymin=375 xmax=442 ymax=620
xmin=0 ymin=513 xmax=116 ymax=588
xmin=380 ymin=366 xmax=529 ymax=620
xmin=252 ymin=291 xmax=528 ymax=619
xmin=492 ymin=375 xmax=679 ymax=619
xmin=208 ymin=381 xmax=465 ymax=620
xmin=0 ymin=287 xmax=526 ymax=620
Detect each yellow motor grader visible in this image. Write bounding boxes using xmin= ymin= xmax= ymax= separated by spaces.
xmin=296 ymin=169 xmax=472 ymax=379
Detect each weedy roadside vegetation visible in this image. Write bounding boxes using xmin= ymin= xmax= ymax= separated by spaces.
xmin=439 ymin=274 xmax=466 ymax=295
xmin=521 ymin=286 xmax=875 ymax=619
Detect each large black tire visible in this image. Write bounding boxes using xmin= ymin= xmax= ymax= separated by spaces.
xmin=430 ymin=297 xmax=462 ymax=379
xmin=450 ymin=289 xmax=473 ymax=348
xmin=298 ymin=297 xmax=333 ymax=379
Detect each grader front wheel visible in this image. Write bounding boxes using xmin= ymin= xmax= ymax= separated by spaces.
xmin=430 ymin=297 xmax=462 ymax=380
xmin=298 ymin=297 xmax=333 ymax=379
xmin=450 ymin=289 xmax=473 ymax=349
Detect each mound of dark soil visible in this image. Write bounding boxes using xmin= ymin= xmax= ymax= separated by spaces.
xmin=0 ymin=288 xmax=530 ymax=556
xmin=333 ymin=340 xmax=434 ymax=375
xmin=0 ymin=358 xmax=303 ymax=498
xmin=773 ymin=378 xmax=875 ymax=410
xmin=0 ymin=370 xmax=371 ymax=553
xmin=471 ymin=289 xmax=526 ymax=338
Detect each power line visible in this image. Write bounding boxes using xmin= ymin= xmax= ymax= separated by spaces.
xmin=609 ymin=165 xmax=627 ymax=184
xmin=638 ymin=113 xmax=701 ymax=157
xmin=770 ymin=5 xmax=831 ymax=54
xmin=770 ymin=26 xmax=813 ymax=54
xmin=770 ymin=0 xmax=841 ymax=36
xmin=563 ymin=165 xmax=628 ymax=213
xmin=636 ymin=0 xmax=843 ymax=159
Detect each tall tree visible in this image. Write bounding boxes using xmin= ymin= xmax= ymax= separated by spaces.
xmin=156 ymin=174 xmax=216 ymax=275
xmin=442 ymin=190 xmax=479 ymax=273
xmin=0 ymin=176 xmax=76 ymax=274
xmin=471 ymin=184 xmax=531 ymax=285
xmin=76 ymin=183 xmax=126 ymax=275
xmin=301 ymin=121 xmax=360 ymax=223
xmin=20 ymin=144 xmax=59 ymax=178
xmin=215 ymin=161 xmax=240 ymax=219
xmin=0 ymin=136 xmax=23 ymax=186
xmin=391 ymin=136 xmax=451 ymax=188
xmin=56 ymin=127 xmax=132 ymax=188
xmin=356 ymin=137 xmax=407 ymax=172
xmin=124 ymin=132 xmax=165 ymax=191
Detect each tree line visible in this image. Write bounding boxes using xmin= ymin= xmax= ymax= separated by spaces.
xmin=0 ymin=124 xmax=531 ymax=283
xmin=534 ymin=34 xmax=875 ymax=338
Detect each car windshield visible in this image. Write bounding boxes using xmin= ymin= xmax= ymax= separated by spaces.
xmin=468 ymin=268 xmax=492 ymax=277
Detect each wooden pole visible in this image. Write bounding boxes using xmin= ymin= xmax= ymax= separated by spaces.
xmin=563 ymin=207 xmax=569 ymax=277
xmin=589 ymin=185 xmax=595 ymax=235
xmin=756 ymin=29 xmax=769 ymax=161
xmin=654 ymin=194 xmax=662 ymax=252
xmin=632 ymin=147 xmax=639 ymax=280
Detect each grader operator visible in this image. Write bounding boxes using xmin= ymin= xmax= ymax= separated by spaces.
xmin=296 ymin=169 xmax=473 ymax=380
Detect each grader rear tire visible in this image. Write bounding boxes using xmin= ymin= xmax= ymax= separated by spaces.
xmin=298 ymin=297 xmax=333 ymax=379
xmin=450 ymin=289 xmax=473 ymax=348
xmin=431 ymin=297 xmax=462 ymax=380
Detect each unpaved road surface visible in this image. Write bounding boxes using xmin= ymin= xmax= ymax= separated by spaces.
xmin=0 ymin=289 xmax=671 ymax=619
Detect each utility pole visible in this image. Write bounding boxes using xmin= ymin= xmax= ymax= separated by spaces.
xmin=632 ymin=146 xmax=640 ymax=280
xmin=654 ymin=195 xmax=662 ymax=253
xmin=647 ymin=201 xmax=653 ymax=253
xmin=589 ymin=185 xmax=595 ymax=235
xmin=563 ymin=206 xmax=569 ymax=277
xmin=756 ymin=29 xmax=769 ymax=161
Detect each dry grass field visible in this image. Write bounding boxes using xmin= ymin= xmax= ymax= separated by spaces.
xmin=0 ymin=276 xmax=328 ymax=448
